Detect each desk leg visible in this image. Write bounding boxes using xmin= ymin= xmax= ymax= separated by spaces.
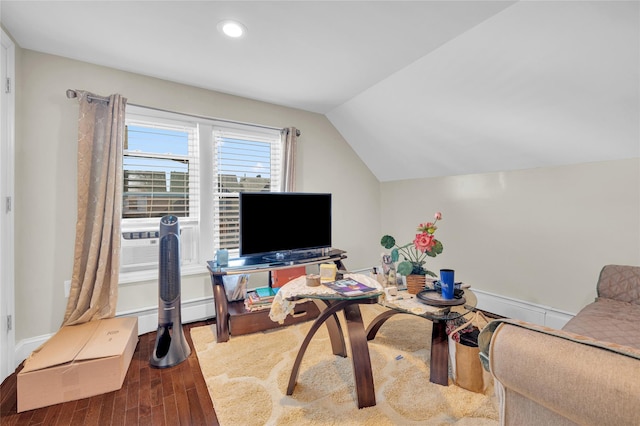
xmin=367 ymin=308 xmax=449 ymax=387
xmin=365 ymin=310 xmax=401 ymax=341
xmin=314 ymin=299 xmax=346 ymax=357
xmin=430 ymin=320 xmax=449 ymax=386
xmin=287 ymin=300 xmax=350 ymax=396
xmin=343 ymin=304 xmax=376 ymax=408
xmin=212 ymin=275 xmax=229 ymax=343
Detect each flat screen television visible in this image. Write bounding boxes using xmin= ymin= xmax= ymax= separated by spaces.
xmin=239 ymin=192 xmax=332 ymax=261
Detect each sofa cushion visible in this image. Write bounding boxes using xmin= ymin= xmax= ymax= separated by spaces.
xmin=596 ymin=264 xmax=640 ymax=305
xmin=562 ymin=298 xmax=640 ymax=350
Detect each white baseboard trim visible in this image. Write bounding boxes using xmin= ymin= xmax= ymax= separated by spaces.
xmin=13 ymin=297 xmax=216 ymax=371
xmin=474 ymin=288 xmax=575 ymax=328
xmin=118 ymin=296 xmax=216 ymax=335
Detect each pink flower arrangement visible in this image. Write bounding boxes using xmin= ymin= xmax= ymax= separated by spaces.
xmin=380 ymin=212 xmax=444 ymax=277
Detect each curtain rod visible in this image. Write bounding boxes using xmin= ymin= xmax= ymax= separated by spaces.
xmin=65 ymin=89 xmax=300 ymax=136
xmin=66 ymin=89 xmax=110 ymax=103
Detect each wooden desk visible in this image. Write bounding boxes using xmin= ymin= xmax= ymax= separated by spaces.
xmin=206 ymin=249 xmax=348 ymax=343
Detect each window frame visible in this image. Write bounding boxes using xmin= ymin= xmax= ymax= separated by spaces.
xmin=119 ymin=105 xmax=284 ymax=284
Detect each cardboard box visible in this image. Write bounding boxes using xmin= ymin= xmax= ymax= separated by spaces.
xmin=17 ymin=316 xmax=138 ymax=412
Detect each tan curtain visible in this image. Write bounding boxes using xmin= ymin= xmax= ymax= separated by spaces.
xmin=63 ymin=91 xmax=127 ymax=326
xmin=281 ymin=127 xmax=299 ymax=192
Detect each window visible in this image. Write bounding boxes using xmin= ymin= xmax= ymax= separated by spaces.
xmin=123 ymin=125 xmax=193 ymax=220
xmin=120 ymin=106 xmax=284 ymax=281
xmin=214 ymin=126 xmax=282 ymax=250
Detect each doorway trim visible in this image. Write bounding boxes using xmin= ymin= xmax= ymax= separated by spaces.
xmin=1 ymin=27 xmax=16 ymax=383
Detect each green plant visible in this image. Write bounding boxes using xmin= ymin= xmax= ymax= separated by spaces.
xmin=380 ymin=212 xmax=444 ymax=277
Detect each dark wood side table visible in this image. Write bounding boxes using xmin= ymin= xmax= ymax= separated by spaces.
xmin=206 ymin=249 xmax=348 ymax=343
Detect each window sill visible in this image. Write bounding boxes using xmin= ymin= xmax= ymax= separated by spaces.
xmin=119 ymin=263 xmax=209 ymax=285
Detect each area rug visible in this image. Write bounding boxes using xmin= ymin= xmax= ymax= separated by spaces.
xmin=190 ymin=304 xmax=499 ymax=425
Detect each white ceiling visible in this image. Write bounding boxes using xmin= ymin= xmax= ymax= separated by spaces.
xmin=2 ymin=1 xmax=639 ymax=181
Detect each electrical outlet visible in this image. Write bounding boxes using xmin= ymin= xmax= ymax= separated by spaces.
xmin=64 ymin=280 xmax=71 ymax=298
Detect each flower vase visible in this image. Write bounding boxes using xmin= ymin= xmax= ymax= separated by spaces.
xmin=406 ymin=274 xmax=426 ymax=294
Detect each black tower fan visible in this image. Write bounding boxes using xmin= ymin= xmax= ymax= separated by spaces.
xmin=150 ymin=215 xmax=191 ymax=368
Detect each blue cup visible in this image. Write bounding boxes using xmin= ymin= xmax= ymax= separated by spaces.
xmin=216 ymin=249 xmax=229 ymax=267
xmin=440 ymin=269 xmax=455 ymax=300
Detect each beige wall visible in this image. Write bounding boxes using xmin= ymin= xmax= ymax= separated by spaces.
xmin=380 ymin=159 xmax=640 ymax=314
xmin=13 ymin=48 xmax=640 ymax=343
xmin=14 ymin=50 xmax=381 ymax=341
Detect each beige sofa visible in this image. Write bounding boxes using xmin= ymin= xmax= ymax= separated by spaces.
xmin=479 ymin=264 xmax=640 ymax=426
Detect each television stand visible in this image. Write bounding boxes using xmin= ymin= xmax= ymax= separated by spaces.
xmin=207 ymin=249 xmax=348 ymax=342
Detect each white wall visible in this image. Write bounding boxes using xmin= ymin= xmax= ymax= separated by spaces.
xmin=12 ymin=48 xmax=640 ymax=349
xmin=380 ymin=159 xmax=640 ymax=314
xmin=14 ymin=50 xmax=381 ymax=343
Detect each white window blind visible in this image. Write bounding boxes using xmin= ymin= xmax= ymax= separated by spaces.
xmin=213 ymin=126 xmax=282 ymax=251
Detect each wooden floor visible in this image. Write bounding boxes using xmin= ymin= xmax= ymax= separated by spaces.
xmin=0 ymin=320 xmax=219 ymax=426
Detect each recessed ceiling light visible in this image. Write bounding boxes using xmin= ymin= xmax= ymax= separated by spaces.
xmin=217 ymin=20 xmax=246 ymax=38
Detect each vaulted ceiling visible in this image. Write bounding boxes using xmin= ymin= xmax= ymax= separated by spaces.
xmin=2 ymin=1 xmax=638 ymax=181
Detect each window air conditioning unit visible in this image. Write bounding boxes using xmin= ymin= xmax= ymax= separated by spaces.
xmin=120 ymin=225 xmax=197 ymax=274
